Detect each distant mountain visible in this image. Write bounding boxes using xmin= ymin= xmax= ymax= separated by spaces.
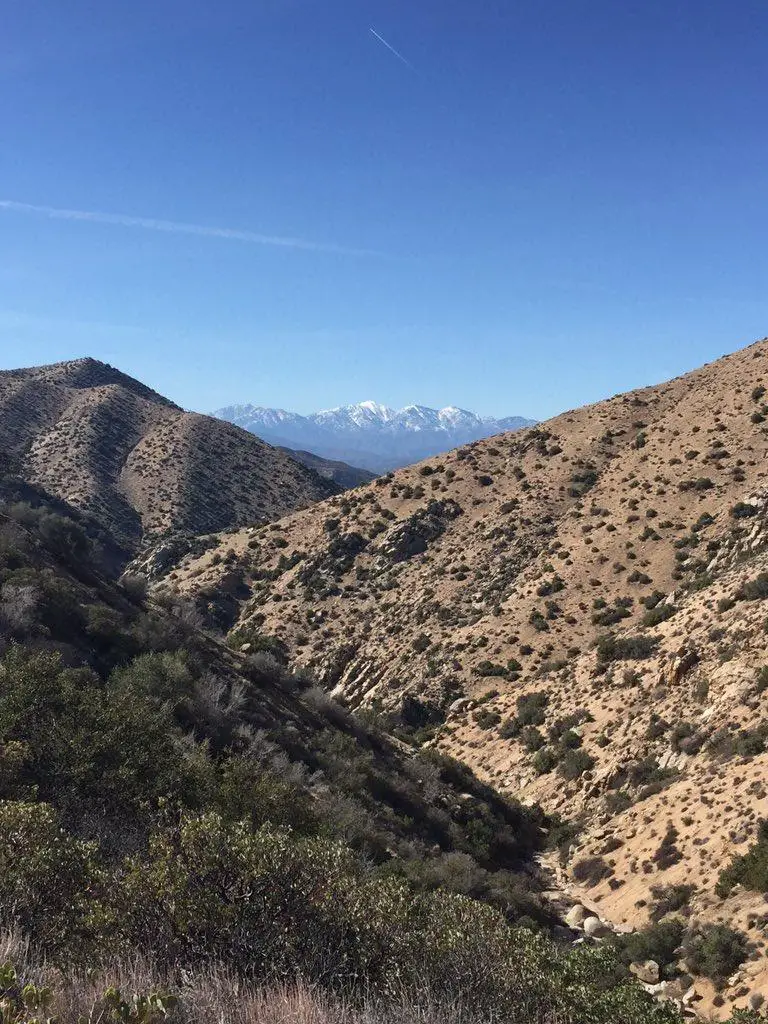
xmin=277 ymin=448 xmax=376 ymax=490
xmin=214 ymin=400 xmax=537 ymax=472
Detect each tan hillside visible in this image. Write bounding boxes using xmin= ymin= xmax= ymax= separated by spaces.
xmin=167 ymin=335 xmax=768 ymax=1017
xmin=0 ymin=357 xmax=339 ymax=550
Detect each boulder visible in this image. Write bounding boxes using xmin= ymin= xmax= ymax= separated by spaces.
xmin=630 ymin=960 xmax=660 ymax=985
xmin=376 ymin=499 xmax=462 ymax=564
xmin=661 ymin=977 xmax=691 ymax=1002
xmin=582 ymin=916 xmax=610 ymax=939
xmin=670 ymin=646 xmax=700 ymax=684
xmin=564 ymin=904 xmax=589 ymax=929
xmin=449 ymin=698 xmax=471 ymax=714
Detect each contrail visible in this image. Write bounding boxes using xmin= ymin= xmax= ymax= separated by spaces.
xmin=0 ymin=199 xmax=377 ymax=257
xmin=370 ymin=28 xmax=413 ymax=69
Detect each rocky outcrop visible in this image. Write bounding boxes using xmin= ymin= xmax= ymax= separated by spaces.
xmin=376 ymin=499 xmax=462 ymax=564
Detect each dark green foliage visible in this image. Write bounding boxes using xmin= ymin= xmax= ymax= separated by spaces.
xmin=474 ymin=708 xmax=501 ymax=730
xmin=558 ymin=748 xmax=595 ymax=780
xmin=474 ymin=660 xmax=508 ymax=677
xmin=642 ymin=603 xmax=677 ymax=627
xmin=572 ymin=855 xmax=611 ymax=887
xmin=649 ymin=884 xmax=696 ymax=922
xmin=681 ymin=925 xmax=750 ymax=987
xmin=707 ymin=723 xmax=768 ymax=760
xmin=536 ymin=576 xmax=565 ymax=597
xmin=653 ymin=825 xmax=683 ymax=870
xmin=678 ymin=477 xmax=714 ymax=492
xmin=499 ymin=717 xmax=520 ymax=739
xmin=611 ymin=919 xmax=685 ymax=978
xmin=516 ymin=691 xmax=549 ymax=726
xmin=532 ymin=747 xmax=559 ymax=775
xmin=596 ymin=633 xmax=658 ymax=665
xmin=569 ymin=466 xmax=598 ymax=497
xmin=730 ymin=502 xmax=758 ymax=519
xmin=717 ymin=819 xmax=768 ymax=896
xmin=519 ymin=725 xmax=545 ymax=752
xmin=592 ymin=601 xmax=632 ymax=627
xmin=0 ymin=803 xmax=684 ymax=1022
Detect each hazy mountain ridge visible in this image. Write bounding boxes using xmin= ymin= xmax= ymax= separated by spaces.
xmin=214 ymin=400 xmax=536 ymax=472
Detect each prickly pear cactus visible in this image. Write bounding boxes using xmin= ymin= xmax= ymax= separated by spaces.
xmin=83 ymin=987 xmax=177 ymax=1023
xmin=0 ymin=963 xmax=54 ymax=1024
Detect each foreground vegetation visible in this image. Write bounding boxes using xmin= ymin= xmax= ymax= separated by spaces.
xmin=0 ymin=474 xmax=762 ymax=1023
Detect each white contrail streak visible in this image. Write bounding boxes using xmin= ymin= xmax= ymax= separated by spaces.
xmin=0 ymin=199 xmax=377 ymax=257
xmin=369 ymin=28 xmax=413 ymax=69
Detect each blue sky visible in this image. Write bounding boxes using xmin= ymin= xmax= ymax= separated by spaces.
xmin=2 ymin=0 xmax=767 ymax=419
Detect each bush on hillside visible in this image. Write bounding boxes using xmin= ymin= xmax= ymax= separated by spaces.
xmin=681 ymin=924 xmax=750 ymax=988
xmin=717 ymin=819 xmax=768 ymax=896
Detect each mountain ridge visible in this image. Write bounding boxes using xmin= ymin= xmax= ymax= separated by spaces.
xmin=0 ymin=357 xmax=340 ymax=551
xmin=214 ymin=400 xmax=536 ymax=472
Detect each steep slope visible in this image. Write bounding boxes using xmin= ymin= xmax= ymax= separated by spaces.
xmin=175 ymin=338 xmax=768 ymax=697
xmin=171 ymin=335 xmax=768 ymax=1017
xmin=215 ymin=400 xmax=536 ymax=471
xmin=0 ymin=358 xmax=339 ymax=551
xmin=5 ymin=461 xmax=674 ymax=1024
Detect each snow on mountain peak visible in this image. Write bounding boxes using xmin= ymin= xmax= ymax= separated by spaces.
xmin=212 ymin=399 xmax=536 ymax=473
xmin=358 ymin=400 xmax=393 ymax=418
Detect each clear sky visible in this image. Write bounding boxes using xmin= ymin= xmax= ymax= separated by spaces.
xmin=2 ymin=0 xmax=767 ymax=419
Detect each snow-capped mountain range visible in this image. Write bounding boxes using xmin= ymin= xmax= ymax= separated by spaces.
xmin=213 ymin=400 xmax=536 ymax=473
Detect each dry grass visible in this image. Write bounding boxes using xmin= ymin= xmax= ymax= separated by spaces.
xmin=0 ymin=930 xmax=507 ymax=1024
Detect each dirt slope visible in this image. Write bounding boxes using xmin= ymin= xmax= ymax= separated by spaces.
xmin=168 ymin=335 xmax=768 ymax=1017
xmin=0 ymin=358 xmax=339 ymax=549
xmin=170 ymin=337 xmax=768 ymax=693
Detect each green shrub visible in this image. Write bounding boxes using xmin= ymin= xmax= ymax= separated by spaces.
xmin=516 ymin=692 xmax=549 ymax=726
xmin=653 ymin=825 xmax=682 ymax=870
xmin=730 ymin=502 xmax=758 ymax=519
xmin=717 ymin=819 xmax=768 ymax=896
xmin=596 ymin=633 xmax=658 ymax=665
xmin=532 ymin=748 xmax=558 ymax=775
xmin=571 ymin=855 xmax=611 ymax=887
xmin=735 ymin=573 xmax=768 ymax=601
xmin=0 ymin=800 xmax=101 ymax=956
xmin=558 ymin=748 xmax=595 ymax=781
xmin=649 ymin=884 xmax=696 ymax=922
xmin=611 ymin=919 xmax=685 ymax=978
xmin=475 ymin=708 xmax=502 ymax=730
xmin=681 ymin=924 xmax=749 ymax=987
xmin=520 ymin=726 xmax=545 ymax=752
xmin=642 ymin=604 xmax=676 ymax=627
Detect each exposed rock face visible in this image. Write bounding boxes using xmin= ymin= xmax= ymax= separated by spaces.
xmin=127 ymin=536 xmax=195 ymax=581
xmin=667 ymin=646 xmax=700 ymax=685
xmin=376 ymin=499 xmax=463 ymax=564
